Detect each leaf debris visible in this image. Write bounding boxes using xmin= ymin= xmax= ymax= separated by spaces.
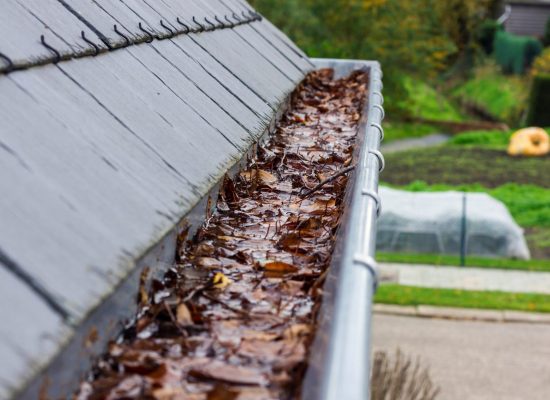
xmin=76 ymin=68 xmax=369 ymax=399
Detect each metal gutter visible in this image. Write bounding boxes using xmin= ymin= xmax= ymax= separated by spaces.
xmin=14 ymin=58 xmax=383 ymax=399
xmin=303 ymin=59 xmax=384 ymax=400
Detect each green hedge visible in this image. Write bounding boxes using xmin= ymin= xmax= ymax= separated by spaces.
xmin=544 ymin=17 xmax=550 ymax=47
xmin=494 ymin=30 xmax=543 ymax=74
xmin=526 ymin=74 xmax=550 ymax=126
xmin=477 ymin=20 xmax=501 ymax=54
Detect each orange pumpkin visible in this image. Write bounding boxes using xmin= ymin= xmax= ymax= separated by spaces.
xmin=507 ymin=127 xmax=550 ymax=157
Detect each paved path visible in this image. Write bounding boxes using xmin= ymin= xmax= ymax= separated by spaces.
xmin=380 ymin=263 xmax=550 ymax=294
xmin=373 ymin=313 xmax=550 ymax=400
xmin=381 ymin=133 xmax=450 ymax=154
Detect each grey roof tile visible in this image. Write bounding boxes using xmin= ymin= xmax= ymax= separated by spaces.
xmin=0 ymin=1 xmax=312 ymax=397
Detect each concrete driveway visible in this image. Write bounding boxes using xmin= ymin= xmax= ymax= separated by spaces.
xmin=373 ymin=313 xmax=550 ymax=400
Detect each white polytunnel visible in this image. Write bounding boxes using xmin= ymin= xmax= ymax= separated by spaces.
xmin=377 ymin=186 xmax=531 ymax=260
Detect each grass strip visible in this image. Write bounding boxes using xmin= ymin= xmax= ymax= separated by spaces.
xmin=377 ymin=252 xmax=550 ymax=272
xmin=375 ymin=284 xmax=550 ymax=313
xmin=447 ymin=129 xmax=512 ymax=149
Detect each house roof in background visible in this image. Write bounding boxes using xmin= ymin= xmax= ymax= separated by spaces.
xmin=504 ymin=0 xmax=550 ymax=36
xmin=506 ymin=0 xmax=550 ymax=6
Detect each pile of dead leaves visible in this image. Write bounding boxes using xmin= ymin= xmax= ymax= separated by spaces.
xmin=77 ymin=68 xmax=369 ymax=400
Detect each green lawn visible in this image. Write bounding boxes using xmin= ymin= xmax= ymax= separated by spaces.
xmin=381 ymin=75 xmax=465 ymax=142
xmin=391 ymin=75 xmax=464 ymax=122
xmin=375 ymin=285 xmax=550 ymax=313
xmin=452 ymin=63 xmax=529 ymax=125
xmin=377 ymin=252 xmax=550 ymax=272
xmin=447 ymin=129 xmax=513 ymax=149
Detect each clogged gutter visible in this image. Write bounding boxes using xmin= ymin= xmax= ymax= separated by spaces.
xmin=77 ymin=69 xmax=369 ymax=399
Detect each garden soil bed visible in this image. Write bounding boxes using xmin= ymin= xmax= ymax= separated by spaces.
xmin=382 ymin=147 xmax=550 ymax=188
xmin=382 ymin=146 xmax=550 ymax=260
xmin=76 ymin=69 xmax=369 ymax=399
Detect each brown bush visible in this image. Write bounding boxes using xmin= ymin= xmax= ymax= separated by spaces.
xmin=371 ymin=349 xmax=440 ymax=400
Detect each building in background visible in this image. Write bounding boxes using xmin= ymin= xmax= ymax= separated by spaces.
xmin=501 ymin=0 xmax=550 ymax=37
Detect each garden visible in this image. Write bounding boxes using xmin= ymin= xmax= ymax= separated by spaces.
xmin=251 ymin=0 xmax=550 ymax=311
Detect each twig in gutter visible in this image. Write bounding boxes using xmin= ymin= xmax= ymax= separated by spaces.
xmin=201 ymin=292 xmax=251 ymax=317
xmin=163 ymin=302 xmax=189 ymax=337
xmin=182 ymin=283 xmax=209 ymax=303
xmin=301 ymin=165 xmax=356 ymax=198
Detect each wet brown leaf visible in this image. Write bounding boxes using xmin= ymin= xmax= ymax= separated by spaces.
xmin=77 ymin=68 xmax=369 ymax=400
xmin=189 ymin=361 xmax=267 ymax=386
xmin=240 ymin=169 xmax=277 ymax=186
xmin=283 ymin=324 xmax=312 ymax=340
xmin=195 ymin=242 xmax=215 ymax=256
xmin=207 ymin=385 xmax=240 ymax=400
xmin=152 ymin=386 xmax=186 ymax=399
xmin=195 ymin=257 xmax=222 ymax=270
xmin=263 ymin=261 xmax=299 ymax=277
xmin=176 ymin=303 xmax=193 ymax=325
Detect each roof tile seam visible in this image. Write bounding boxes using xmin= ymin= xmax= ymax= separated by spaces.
xmin=216 ymin=0 xmax=314 ymax=72
xmin=0 ymin=248 xmax=72 ymax=323
xmin=55 ymin=0 xmax=112 ymax=48
xmin=0 ymin=10 xmax=262 ymax=76
xmin=185 ymin=35 xmax=276 ymax=112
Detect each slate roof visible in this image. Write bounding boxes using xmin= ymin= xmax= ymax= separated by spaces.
xmin=0 ymin=1 xmax=312 ymax=398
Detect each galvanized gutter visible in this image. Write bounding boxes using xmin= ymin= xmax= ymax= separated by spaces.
xmin=303 ymin=59 xmax=384 ymax=400
xmin=15 ymin=58 xmax=383 ymax=399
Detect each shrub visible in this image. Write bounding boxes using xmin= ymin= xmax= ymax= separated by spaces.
xmin=525 ymin=50 xmax=550 ymax=126
xmin=532 ymin=48 xmax=550 ymax=75
xmin=250 ymin=0 xmax=496 ymax=117
xmin=525 ymin=74 xmax=550 ymax=126
xmin=371 ymin=350 xmax=440 ymax=400
xmin=477 ymin=20 xmax=501 ymax=54
xmin=452 ymin=61 xmax=529 ymax=125
xmin=544 ymin=16 xmax=550 ymax=47
xmin=249 ymin=0 xmax=458 ymax=117
xmin=494 ymin=30 xmax=543 ymax=74
xmin=436 ymin=0 xmax=496 ymax=54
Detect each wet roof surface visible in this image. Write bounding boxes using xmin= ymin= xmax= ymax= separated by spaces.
xmin=0 ymin=1 xmax=312 ymax=398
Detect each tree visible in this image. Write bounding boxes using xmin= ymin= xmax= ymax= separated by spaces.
xmin=251 ymin=0 xmax=456 ymax=76
xmin=250 ymin=0 xmax=457 ymax=115
xmin=435 ymin=0 xmax=495 ymax=54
